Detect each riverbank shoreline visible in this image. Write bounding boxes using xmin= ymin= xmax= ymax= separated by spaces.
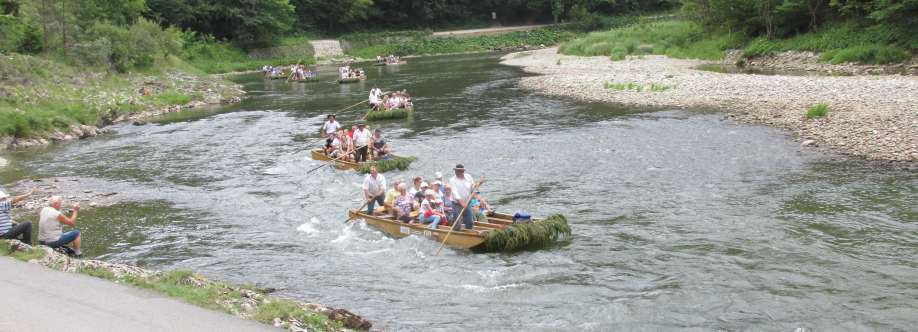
xmin=0 ymin=53 xmax=247 ymax=151
xmin=500 ymin=48 xmax=917 ymax=162
xmin=1 ymin=239 xmax=371 ymax=331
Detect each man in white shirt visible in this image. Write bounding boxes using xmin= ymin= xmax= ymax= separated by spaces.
xmin=352 ymin=122 xmax=372 ymax=162
xmin=321 ymin=114 xmax=340 ymax=138
xmin=38 ymin=196 xmax=83 ymax=256
xmin=368 ymin=87 xmax=379 ymax=110
xmin=362 ymin=165 xmax=387 ymax=215
xmin=448 ymin=164 xmax=475 ymax=230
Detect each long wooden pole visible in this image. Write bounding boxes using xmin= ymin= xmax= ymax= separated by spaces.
xmin=345 ymin=198 xmax=375 ymax=223
xmin=337 ymin=91 xmax=391 ymax=114
xmin=434 ymin=177 xmax=485 ymax=256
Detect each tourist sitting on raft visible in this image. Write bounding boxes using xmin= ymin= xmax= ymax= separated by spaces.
xmin=368 ymin=86 xmax=383 ymax=109
xmin=338 ymin=64 xmax=365 ymax=80
xmin=361 ymin=165 xmax=491 ymax=231
xmin=376 ymin=55 xmax=401 ymax=65
xmin=373 ymin=90 xmax=412 ymax=111
xmin=289 ymin=64 xmax=316 ymax=81
xmin=264 ymin=65 xmax=287 ymax=79
xmin=320 ymin=120 xmax=394 ymax=163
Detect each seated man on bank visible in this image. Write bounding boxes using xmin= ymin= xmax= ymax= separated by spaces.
xmin=0 ymin=188 xmax=37 ymax=245
xmin=38 ymin=196 xmax=83 ymax=256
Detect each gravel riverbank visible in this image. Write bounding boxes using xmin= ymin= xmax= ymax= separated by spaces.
xmin=500 ymin=48 xmax=917 ymax=161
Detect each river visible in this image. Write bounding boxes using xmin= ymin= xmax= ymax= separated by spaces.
xmin=1 ymin=53 xmax=916 ymax=331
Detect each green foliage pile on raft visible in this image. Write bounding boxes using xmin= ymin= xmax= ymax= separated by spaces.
xmin=365 ymin=107 xmax=413 ymax=121
xmin=481 ymin=214 xmax=572 ymax=252
xmin=356 ymin=156 xmax=417 ymax=173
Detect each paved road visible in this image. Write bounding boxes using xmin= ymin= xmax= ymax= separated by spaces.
xmin=0 ymin=258 xmax=277 ymax=332
xmin=432 ymin=24 xmax=557 ymax=37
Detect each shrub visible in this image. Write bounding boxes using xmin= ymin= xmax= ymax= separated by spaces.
xmin=806 ymin=102 xmax=829 ymax=119
xmin=0 ymin=15 xmax=42 ymax=53
xmin=81 ymin=18 xmax=182 ymax=72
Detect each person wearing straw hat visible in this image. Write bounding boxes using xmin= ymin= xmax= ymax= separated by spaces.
xmin=0 ymin=188 xmax=36 ymax=244
xmin=352 ymin=121 xmax=372 ymax=163
xmin=448 ymin=164 xmax=475 ymax=230
xmin=321 ymin=114 xmax=340 ymax=138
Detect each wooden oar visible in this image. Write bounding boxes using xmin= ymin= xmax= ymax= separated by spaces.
xmin=434 ymin=177 xmax=485 ymax=256
xmin=345 ymin=197 xmax=377 ymax=223
xmin=306 ymin=152 xmax=349 ymax=174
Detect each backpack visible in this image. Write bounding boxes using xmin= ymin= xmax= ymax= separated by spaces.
xmin=512 ymin=212 xmax=532 ymax=224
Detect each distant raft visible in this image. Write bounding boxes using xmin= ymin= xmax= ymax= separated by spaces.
xmin=309 ymin=149 xmax=415 ymax=173
xmin=365 ymin=106 xmax=414 ymax=121
xmin=337 ymin=75 xmax=367 ymax=84
xmin=346 ymin=210 xmax=571 ymax=252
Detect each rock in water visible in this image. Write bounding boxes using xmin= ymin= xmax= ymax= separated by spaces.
xmin=801 ymin=140 xmax=816 ymax=147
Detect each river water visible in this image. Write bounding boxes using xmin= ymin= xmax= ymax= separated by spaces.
xmin=2 ymin=53 xmax=916 ymax=331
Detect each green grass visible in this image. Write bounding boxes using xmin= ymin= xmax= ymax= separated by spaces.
xmin=345 ymin=27 xmax=580 ymax=59
xmin=560 ymin=20 xmax=741 ymax=61
xmin=0 ymin=241 xmax=47 ymax=261
xmin=0 ymin=101 xmax=98 ymax=137
xmin=604 ymin=82 xmax=671 ymax=92
xmin=806 ymin=102 xmax=830 ymax=119
xmin=605 ymin=82 xmax=644 ymax=91
xmin=742 ymin=22 xmax=915 ymax=64
xmin=254 ymin=300 xmax=342 ymax=331
xmin=650 ymin=83 xmax=671 ymax=92
xmin=182 ymin=41 xmax=313 ymax=74
xmin=0 ymin=52 xmax=239 ymax=139
xmin=145 ymin=91 xmax=194 ymax=106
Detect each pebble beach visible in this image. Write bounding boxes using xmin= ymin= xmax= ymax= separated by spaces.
xmin=501 ymin=48 xmax=918 ymax=161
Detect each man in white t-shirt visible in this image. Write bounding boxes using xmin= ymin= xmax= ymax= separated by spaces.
xmin=352 ymin=122 xmax=372 ymax=162
xmin=362 ymin=165 xmax=387 ymax=215
xmin=368 ymin=87 xmax=380 ymax=109
xmin=38 ymin=196 xmax=82 ymax=256
xmin=448 ymin=164 xmax=476 ymax=230
xmin=321 ymin=114 xmax=340 ymax=138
